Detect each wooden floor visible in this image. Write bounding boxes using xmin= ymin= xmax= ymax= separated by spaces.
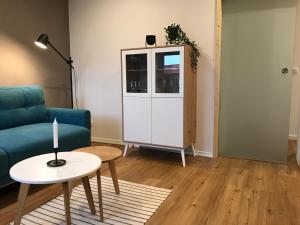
xmin=1 ymin=141 xmax=300 ymax=225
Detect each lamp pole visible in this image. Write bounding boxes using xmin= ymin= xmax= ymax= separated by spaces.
xmin=47 ymin=42 xmax=74 ymax=108
xmin=69 ymin=57 xmax=73 ymax=109
xmin=35 ymin=34 xmax=74 ymax=108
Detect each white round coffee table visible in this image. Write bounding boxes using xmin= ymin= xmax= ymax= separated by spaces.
xmin=10 ymin=152 xmax=103 ymax=225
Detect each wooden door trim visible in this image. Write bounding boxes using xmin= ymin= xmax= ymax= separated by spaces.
xmin=213 ymin=0 xmax=222 ymax=157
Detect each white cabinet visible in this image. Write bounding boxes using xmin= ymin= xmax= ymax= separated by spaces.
xmin=151 ymin=47 xmax=184 ymax=98
xmin=122 ymin=49 xmax=151 ymax=98
xmin=121 ymin=46 xmax=196 ymax=166
xmin=152 ymin=98 xmax=183 ymax=147
xmin=123 ymin=97 xmax=151 ymax=144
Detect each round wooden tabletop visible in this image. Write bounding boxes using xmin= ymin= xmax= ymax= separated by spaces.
xmin=75 ymin=146 xmax=122 ymax=163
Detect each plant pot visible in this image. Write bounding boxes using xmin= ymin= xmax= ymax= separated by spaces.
xmin=146 ymin=35 xmax=156 ymax=46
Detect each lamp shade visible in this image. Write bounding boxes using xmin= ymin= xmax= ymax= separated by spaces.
xmin=35 ymin=34 xmax=49 ymax=49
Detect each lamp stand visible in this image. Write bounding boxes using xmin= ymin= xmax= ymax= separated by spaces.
xmin=68 ymin=57 xmax=74 ymax=108
xmin=48 ymin=42 xmax=74 ymax=108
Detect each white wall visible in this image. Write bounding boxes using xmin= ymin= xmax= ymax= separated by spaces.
xmin=69 ymin=0 xmax=300 ymax=156
xmin=290 ymin=0 xmax=300 ymax=139
xmin=69 ymin=0 xmax=216 ymax=155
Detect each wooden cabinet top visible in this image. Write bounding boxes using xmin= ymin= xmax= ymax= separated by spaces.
xmin=121 ymin=45 xmax=188 ymax=52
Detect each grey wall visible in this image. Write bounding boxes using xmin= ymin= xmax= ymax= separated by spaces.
xmin=0 ymin=0 xmax=71 ymax=107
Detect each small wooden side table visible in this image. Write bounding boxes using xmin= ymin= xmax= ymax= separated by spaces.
xmin=75 ymin=146 xmax=122 ymax=194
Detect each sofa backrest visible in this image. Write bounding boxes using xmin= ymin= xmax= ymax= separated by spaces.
xmin=0 ymin=86 xmax=48 ymax=130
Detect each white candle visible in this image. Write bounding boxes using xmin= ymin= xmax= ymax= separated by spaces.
xmin=53 ymin=118 xmax=58 ymax=149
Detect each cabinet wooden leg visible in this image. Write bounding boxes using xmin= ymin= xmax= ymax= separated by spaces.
xmin=96 ymin=170 xmax=104 ymax=221
xmin=123 ymin=144 xmax=129 ymax=157
xmin=63 ymin=182 xmax=71 ymax=225
xmin=108 ymin=160 xmax=120 ymax=194
xmin=14 ymin=183 xmax=30 ymax=225
xmin=180 ymin=149 xmax=186 ymax=167
xmin=82 ymin=176 xmax=96 ymax=215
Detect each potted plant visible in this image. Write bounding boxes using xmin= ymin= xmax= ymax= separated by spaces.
xmin=164 ymin=23 xmax=200 ymax=73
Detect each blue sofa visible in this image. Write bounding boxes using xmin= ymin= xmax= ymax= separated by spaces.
xmin=0 ymin=86 xmax=91 ymax=187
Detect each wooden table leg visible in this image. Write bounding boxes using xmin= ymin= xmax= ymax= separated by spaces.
xmin=63 ymin=182 xmax=71 ymax=225
xmin=108 ymin=160 xmax=120 ymax=194
xmin=14 ymin=183 xmax=30 ymax=225
xmin=82 ymin=176 xmax=96 ymax=215
xmin=96 ymin=169 xmax=104 ymax=221
xmin=68 ymin=181 xmax=75 ymax=198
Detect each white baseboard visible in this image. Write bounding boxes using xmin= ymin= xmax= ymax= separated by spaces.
xmin=91 ymin=137 xmax=213 ymax=158
xmin=91 ymin=137 xmax=124 ymax=145
xmin=194 ymin=150 xmax=214 ymax=158
xmin=289 ymin=134 xmax=298 ymax=140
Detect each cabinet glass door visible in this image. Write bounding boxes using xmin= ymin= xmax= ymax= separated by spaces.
xmin=122 ymin=49 xmax=151 ymax=97
xmin=152 ymin=47 xmax=184 ymax=97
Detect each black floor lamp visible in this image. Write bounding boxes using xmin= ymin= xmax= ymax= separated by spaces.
xmin=35 ymin=33 xmax=74 ymax=108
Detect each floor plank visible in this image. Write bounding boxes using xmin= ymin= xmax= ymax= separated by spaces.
xmin=0 ymin=141 xmax=299 ymax=225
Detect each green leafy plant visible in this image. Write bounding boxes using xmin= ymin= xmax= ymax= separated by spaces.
xmin=164 ymin=23 xmax=200 ymax=73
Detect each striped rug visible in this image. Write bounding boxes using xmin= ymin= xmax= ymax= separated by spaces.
xmin=14 ymin=176 xmax=171 ymax=225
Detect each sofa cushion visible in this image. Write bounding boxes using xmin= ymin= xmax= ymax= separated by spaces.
xmin=0 ymin=149 xmax=8 ymax=177
xmin=0 ymin=86 xmax=48 ymax=129
xmin=0 ymin=123 xmax=90 ymax=167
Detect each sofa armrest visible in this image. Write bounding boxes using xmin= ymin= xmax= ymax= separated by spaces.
xmin=47 ymin=107 xmax=91 ymax=130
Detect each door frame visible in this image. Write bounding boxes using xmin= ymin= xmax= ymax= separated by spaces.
xmin=213 ymin=0 xmax=222 ymax=158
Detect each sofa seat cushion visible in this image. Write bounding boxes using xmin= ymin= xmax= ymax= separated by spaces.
xmin=0 ymin=149 xmax=9 ymax=177
xmin=0 ymin=123 xmax=90 ymax=167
